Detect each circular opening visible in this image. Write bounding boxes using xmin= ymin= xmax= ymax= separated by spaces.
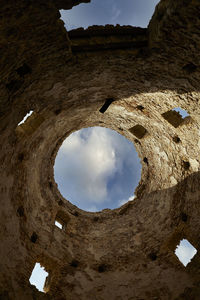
xmin=54 ymin=127 xmax=141 ymax=212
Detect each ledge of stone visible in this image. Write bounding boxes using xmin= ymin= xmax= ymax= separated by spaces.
xmin=68 ymin=25 xmax=147 ymax=38
xmin=68 ymin=25 xmax=148 ymax=52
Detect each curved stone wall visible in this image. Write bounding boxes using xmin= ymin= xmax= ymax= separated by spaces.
xmin=1 ymin=0 xmax=200 ymax=299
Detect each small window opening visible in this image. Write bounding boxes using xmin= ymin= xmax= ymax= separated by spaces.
xmin=16 ymin=63 xmax=32 ymax=77
xmin=181 ymin=213 xmax=188 ymax=222
xmin=29 ymin=263 xmax=49 ymax=293
xmin=17 ymin=206 xmax=24 ymax=217
xmin=72 ymin=210 xmax=79 ymax=217
xmin=70 ymin=259 xmax=79 ymax=268
xmin=18 ymin=110 xmax=33 ymax=126
xmin=129 ymin=124 xmax=147 ymax=139
xmin=55 ymin=220 xmax=63 ymax=229
xmin=55 ymin=211 xmax=69 ymax=231
xmin=18 ymin=153 xmax=24 ymax=162
xmin=162 ymin=108 xmax=189 ymax=128
xmin=173 ymin=136 xmax=181 ymax=143
xmin=99 ymin=98 xmax=115 ymax=113
xmin=143 ymin=157 xmax=148 ymax=164
xmin=175 ymin=239 xmax=197 ymax=267
xmin=58 ymin=200 xmax=64 ymax=206
xmin=54 ymin=108 xmax=62 ymax=115
xmin=136 ymin=105 xmax=144 ymax=111
xmin=98 ymin=264 xmax=107 ymax=273
xmin=30 ymin=232 xmax=38 ymax=243
xmin=148 ymin=252 xmax=157 ymax=261
xmin=93 ymin=216 xmax=99 ymax=222
xmin=183 ymin=63 xmax=197 ymax=74
xmin=49 ymin=181 xmax=53 ymax=189
xmin=182 ymin=160 xmax=190 ymax=171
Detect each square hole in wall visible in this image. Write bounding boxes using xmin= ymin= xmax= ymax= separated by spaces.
xmin=54 ymin=211 xmax=70 ymax=231
xmin=129 ymin=124 xmax=147 ymax=139
xmin=162 ymin=107 xmax=189 ymax=128
xmin=29 ymin=263 xmax=49 ymax=293
xmin=175 ymin=239 xmax=197 ymax=266
xmin=55 ymin=220 xmax=63 ymax=229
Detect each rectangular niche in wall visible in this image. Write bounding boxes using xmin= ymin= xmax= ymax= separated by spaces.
xmin=129 ymin=124 xmax=147 ymax=139
xmin=162 ymin=107 xmax=190 ymax=128
xmin=99 ymin=98 xmax=115 ymax=113
xmin=16 ymin=111 xmax=45 ymax=136
xmin=54 ymin=210 xmax=70 ymax=232
xmin=175 ymin=239 xmax=197 ymax=267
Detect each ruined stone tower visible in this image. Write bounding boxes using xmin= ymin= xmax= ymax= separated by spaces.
xmin=1 ymin=0 xmax=200 ymax=299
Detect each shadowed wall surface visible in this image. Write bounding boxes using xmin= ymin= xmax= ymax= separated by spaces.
xmin=0 ymin=0 xmax=200 ymax=299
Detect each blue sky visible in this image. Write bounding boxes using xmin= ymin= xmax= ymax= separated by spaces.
xmin=60 ymin=0 xmax=160 ymax=30
xmin=172 ymin=107 xmax=189 ymax=118
xmin=54 ymin=127 xmax=141 ymax=211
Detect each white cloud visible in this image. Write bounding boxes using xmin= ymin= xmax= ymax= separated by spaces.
xmin=118 ymin=195 xmax=136 ymax=207
xmin=55 ymin=127 xmax=117 ymax=204
xmin=86 ymin=205 xmax=98 ymax=212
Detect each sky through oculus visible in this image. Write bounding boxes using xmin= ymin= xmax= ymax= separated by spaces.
xmin=54 ymin=127 xmax=141 ymax=212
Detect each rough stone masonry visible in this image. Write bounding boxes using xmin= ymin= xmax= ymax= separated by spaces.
xmin=0 ymin=0 xmax=200 ymax=299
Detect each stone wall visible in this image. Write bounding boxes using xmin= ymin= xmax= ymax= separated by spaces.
xmin=0 ymin=0 xmax=200 ymax=299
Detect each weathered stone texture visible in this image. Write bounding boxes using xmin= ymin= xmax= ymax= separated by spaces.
xmin=0 ymin=0 xmax=200 ymax=299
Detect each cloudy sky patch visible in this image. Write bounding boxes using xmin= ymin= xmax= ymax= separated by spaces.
xmin=54 ymin=127 xmax=141 ymax=211
xmin=118 ymin=195 xmax=136 ymax=207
